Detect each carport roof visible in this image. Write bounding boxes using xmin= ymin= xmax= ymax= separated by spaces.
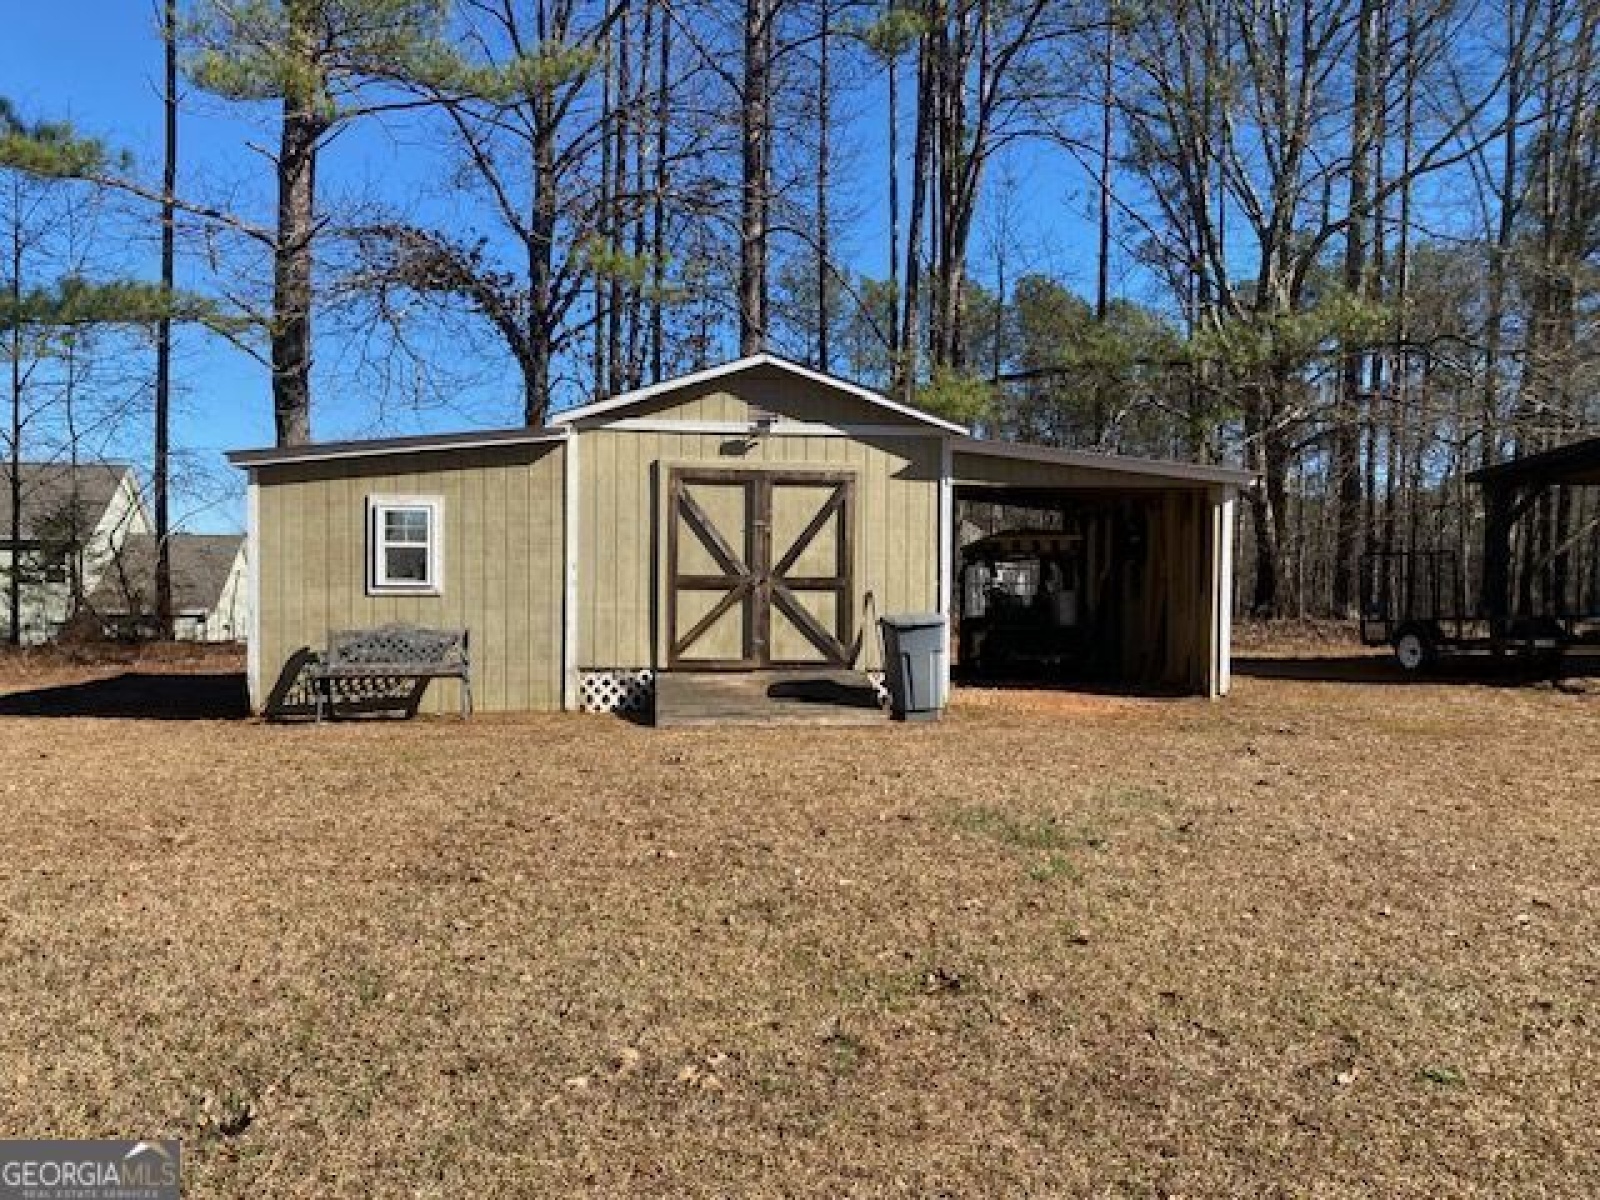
xmin=953 ymin=436 xmax=1256 ymax=488
xmin=228 ymin=426 xmax=568 ymax=468
xmin=1466 ymin=435 xmax=1600 ymax=488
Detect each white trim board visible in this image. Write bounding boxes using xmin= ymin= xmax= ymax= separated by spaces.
xmin=587 ymin=417 xmax=946 ymax=438
xmin=245 ymin=480 xmax=261 ymax=711
xmin=550 ymin=352 xmax=969 ymax=435
xmin=561 ymin=431 xmax=580 ymax=711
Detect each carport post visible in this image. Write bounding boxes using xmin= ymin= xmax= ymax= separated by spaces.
xmin=938 ymin=437 xmax=954 ymax=701
xmin=1210 ymin=486 xmax=1236 ymax=697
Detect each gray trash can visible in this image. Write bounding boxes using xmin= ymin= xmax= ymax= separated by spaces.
xmin=879 ymin=612 xmax=948 ymax=722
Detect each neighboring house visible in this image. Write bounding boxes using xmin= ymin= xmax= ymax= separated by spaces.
xmin=0 ymin=462 xmax=149 ymax=645
xmin=232 ymin=355 xmax=1253 ymax=714
xmin=87 ymin=533 xmax=249 ymax=643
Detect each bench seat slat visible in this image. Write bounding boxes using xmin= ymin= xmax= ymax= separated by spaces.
xmin=312 ymin=664 xmax=466 ymax=678
xmin=311 ymin=624 xmax=472 ymax=720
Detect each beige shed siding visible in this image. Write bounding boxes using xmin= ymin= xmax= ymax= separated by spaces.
xmin=577 ymin=429 xmax=941 ymax=669
xmin=594 ymin=368 xmax=928 ymax=428
xmin=254 ymin=444 xmax=564 ymax=712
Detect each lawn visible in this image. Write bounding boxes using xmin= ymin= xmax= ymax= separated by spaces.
xmin=0 ymin=644 xmax=1596 ymax=1197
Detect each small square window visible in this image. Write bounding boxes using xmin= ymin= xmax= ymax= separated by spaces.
xmin=367 ymin=496 xmax=442 ymax=594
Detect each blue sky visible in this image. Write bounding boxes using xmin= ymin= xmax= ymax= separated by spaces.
xmin=2 ymin=4 xmax=1107 ymax=532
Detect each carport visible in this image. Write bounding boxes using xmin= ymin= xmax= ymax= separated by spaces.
xmin=948 ymin=438 xmax=1253 ymax=697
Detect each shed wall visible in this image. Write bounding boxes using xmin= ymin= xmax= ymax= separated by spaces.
xmin=254 ymin=444 xmax=565 ymax=712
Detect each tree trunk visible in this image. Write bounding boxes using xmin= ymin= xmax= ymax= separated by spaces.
xmin=524 ymin=79 xmax=557 ymax=425
xmin=593 ymin=24 xmax=613 ymax=399
xmin=1481 ymin=0 xmax=1526 ymax=469
xmin=626 ymin=0 xmax=651 ymax=390
xmin=815 ymin=0 xmax=832 ymax=372
xmin=7 ymin=198 xmax=21 ymax=646
xmin=899 ymin=35 xmax=932 ymax=400
xmin=1330 ymin=0 xmax=1379 ymax=617
xmin=1093 ymin=13 xmax=1115 ymax=443
xmin=650 ymin=0 xmax=669 ymax=383
xmin=1247 ymin=371 xmax=1292 ymax=617
xmin=886 ymin=45 xmax=900 ymax=370
xmin=154 ymin=0 xmax=177 ymax=630
xmin=607 ymin=0 xmax=630 ymax=396
xmin=738 ymin=0 xmax=773 ymax=355
xmin=270 ymin=7 xmax=327 ymax=447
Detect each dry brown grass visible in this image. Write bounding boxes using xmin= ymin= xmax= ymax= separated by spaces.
xmin=0 ymin=650 xmax=1596 ymax=1197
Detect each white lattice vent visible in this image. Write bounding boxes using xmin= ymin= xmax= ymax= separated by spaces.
xmin=579 ymin=669 xmax=656 ymax=714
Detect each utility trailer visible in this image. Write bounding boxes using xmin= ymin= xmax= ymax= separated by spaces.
xmin=1360 ymin=435 xmax=1600 ymax=672
xmin=1359 ymin=549 xmax=1593 ymax=671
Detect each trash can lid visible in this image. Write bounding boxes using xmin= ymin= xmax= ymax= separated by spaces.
xmin=879 ymin=612 xmax=946 ymax=630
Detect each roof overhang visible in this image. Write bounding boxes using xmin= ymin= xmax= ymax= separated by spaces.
xmin=1466 ymin=434 xmax=1600 ymax=488
xmin=228 ymin=426 xmax=568 ymax=469
xmin=953 ymin=436 xmax=1256 ymax=488
xmin=550 ymin=352 xmax=969 ymax=435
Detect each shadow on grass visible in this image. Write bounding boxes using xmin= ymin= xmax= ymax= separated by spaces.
xmin=1232 ymin=653 xmax=1583 ymax=687
xmin=0 ymin=671 xmax=251 ymax=720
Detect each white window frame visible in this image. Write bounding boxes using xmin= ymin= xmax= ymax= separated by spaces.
xmin=366 ymin=495 xmax=444 ymax=596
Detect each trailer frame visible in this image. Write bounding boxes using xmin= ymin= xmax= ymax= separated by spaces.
xmin=1360 ymin=435 xmax=1600 ymax=671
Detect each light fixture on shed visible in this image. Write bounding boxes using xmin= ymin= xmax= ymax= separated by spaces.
xmin=749 ymin=407 xmax=778 ymax=437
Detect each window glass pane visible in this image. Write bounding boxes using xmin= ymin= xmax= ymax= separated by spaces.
xmin=384 ymin=546 xmax=430 ymax=583
xmin=384 ymin=508 xmax=430 ymax=542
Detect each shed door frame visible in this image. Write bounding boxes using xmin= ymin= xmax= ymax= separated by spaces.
xmin=665 ymin=466 xmax=856 ymax=670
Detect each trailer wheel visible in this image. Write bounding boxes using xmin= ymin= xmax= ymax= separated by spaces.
xmin=1393 ymin=626 xmax=1435 ymax=673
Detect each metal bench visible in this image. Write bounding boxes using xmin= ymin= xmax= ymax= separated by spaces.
xmin=310 ymin=624 xmax=472 ymax=721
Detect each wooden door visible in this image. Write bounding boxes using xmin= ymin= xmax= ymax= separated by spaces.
xmin=666 ymin=469 xmax=855 ymax=669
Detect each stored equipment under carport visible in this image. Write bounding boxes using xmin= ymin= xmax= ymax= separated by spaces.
xmin=957 ymin=529 xmax=1090 ymax=674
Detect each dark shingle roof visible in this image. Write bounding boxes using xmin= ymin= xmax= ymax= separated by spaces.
xmin=88 ymin=533 xmax=245 ymax=616
xmin=0 ymin=463 xmax=137 ymax=543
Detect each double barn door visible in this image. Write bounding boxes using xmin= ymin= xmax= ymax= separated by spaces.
xmin=666 ymin=468 xmax=856 ymax=669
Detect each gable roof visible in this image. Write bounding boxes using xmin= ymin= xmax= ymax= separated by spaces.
xmin=550 ymin=353 xmax=970 ymax=434
xmin=0 ymin=462 xmax=139 ymax=543
xmin=88 ymin=533 xmax=245 ymax=616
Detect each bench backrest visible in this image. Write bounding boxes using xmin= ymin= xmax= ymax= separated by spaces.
xmin=326 ymin=624 xmax=468 ymax=668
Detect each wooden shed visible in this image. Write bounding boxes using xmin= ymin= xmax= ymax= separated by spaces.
xmin=230 ymin=355 xmax=1252 ymax=714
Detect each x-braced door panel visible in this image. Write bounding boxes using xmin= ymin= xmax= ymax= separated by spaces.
xmin=666 ymin=469 xmax=855 ymax=669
